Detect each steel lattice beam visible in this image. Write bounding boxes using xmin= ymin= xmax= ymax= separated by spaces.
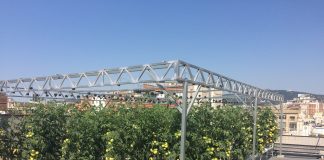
xmin=0 ymin=60 xmax=283 ymax=101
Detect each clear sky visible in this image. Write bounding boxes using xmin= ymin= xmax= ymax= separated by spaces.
xmin=0 ymin=1 xmax=323 ymax=94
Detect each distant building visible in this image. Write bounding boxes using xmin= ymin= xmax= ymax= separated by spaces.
xmin=143 ymin=83 xmax=223 ymax=107
xmin=0 ymin=93 xmax=8 ymax=111
xmin=188 ymin=85 xmax=223 ymax=107
xmin=275 ymin=94 xmax=324 ymax=136
xmin=143 ymin=83 xmax=183 ymax=97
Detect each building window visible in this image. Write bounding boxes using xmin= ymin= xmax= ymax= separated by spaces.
xmin=279 ymin=115 xmax=286 ymax=119
xmin=290 ymin=116 xmax=296 ymax=121
xmin=289 ymin=122 xmax=297 ymax=131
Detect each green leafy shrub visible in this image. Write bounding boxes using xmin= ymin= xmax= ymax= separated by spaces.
xmin=256 ymin=107 xmax=279 ymax=153
xmin=0 ymin=103 xmax=278 ymax=160
xmin=186 ymin=106 xmax=253 ymax=160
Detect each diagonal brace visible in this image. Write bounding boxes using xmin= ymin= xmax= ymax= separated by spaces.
xmin=187 ymin=85 xmax=202 ymax=114
xmin=155 ymin=83 xmax=182 ymax=113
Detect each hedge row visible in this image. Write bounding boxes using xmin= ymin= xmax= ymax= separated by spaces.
xmin=0 ymin=104 xmax=278 ymax=160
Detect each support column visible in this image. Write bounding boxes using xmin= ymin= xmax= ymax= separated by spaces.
xmin=208 ymin=87 xmax=211 ymax=107
xmin=279 ymin=102 xmax=283 ymax=156
xmin=180 ymin=80 xmax=188 ymax=160
xmin=252 ymin=97 xmax=258 ymax=160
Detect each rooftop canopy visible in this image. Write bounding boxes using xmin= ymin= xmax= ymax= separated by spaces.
xmin=0 ymin=60 xmax=283 ymax=102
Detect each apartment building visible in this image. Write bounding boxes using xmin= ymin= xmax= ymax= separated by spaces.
xmin=275 ymin=94 xmax=324 ymax=136
xmin=0 ymin=93 xmax=8 ymax=111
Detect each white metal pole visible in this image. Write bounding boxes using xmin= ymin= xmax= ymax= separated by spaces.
xmin=180 ymin=80 xmax=188 ymax=160
xmin=208 ymin=87 xmax=211 ymax=106
xmin=279 ymin=102 xmax=283 ymax=156
xmin=252 ymin=96 xmax=258 ymax=160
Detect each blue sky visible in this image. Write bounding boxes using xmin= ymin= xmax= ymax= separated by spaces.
xmin=0 ymin=1 xmax=323 ymax=94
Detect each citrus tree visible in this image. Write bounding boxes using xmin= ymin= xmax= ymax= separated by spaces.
xmin=186 ymin=106 xmax=253 ymax=160
xmin=0 ymin=103 xmax=278 ymax=160
xmin=256 ymin=107 xmax=279 ymax=153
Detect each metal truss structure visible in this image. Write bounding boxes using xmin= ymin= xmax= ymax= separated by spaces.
xmin=0 ymin=60 xmax=284 ymax=160
xmin=0 ymin=60 xmax=283 ymax=101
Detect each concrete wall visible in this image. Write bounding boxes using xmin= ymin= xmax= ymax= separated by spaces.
xmin=277 ymin=135 xmax=324 ymax=146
